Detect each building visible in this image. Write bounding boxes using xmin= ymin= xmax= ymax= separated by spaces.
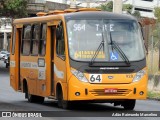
xmin=27 ymin=0 xmax=69 ymax=17
xmin=0 ymin=0 xmax=69 ymax=51
xmin=0 ymin=18 xmax=12 ymax=51
xmin=123 ymin=0 xmax=160 ymax=18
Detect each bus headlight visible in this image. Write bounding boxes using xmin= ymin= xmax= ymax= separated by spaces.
xmin=71 ymin=69 xmax=88 ymax=83
xmin=132 ymin=70 xmax=145 ymax=82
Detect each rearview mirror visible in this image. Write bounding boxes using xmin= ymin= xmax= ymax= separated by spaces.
xmin=56 ymin=21 xmax=63 ymax=40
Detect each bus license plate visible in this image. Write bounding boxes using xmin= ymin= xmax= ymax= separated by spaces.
xmin=104 ymin=88 xmax=118 ymax=93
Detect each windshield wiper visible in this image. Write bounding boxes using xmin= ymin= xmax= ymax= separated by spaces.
xmin=89 ymin=33 xmax=104 ymax=66
xmin=110 ymin=32 xmax=130 ymax=66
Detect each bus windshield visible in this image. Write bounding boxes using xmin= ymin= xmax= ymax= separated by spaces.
xmin=67 ymin=19 xmax=145 ymax=62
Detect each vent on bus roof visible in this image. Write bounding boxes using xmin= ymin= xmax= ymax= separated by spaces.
xmin=77 ymin=8 xmax=101 ymax=12
xmin=36 ymin=8 xmax=101 ymax=16
xmin=36 ymin=12 xmax=47 ymax=16
xmin=64 ymin=9 xmax=77 ymax=13
xmin=47 ymin=10 xmax=64 ymax=15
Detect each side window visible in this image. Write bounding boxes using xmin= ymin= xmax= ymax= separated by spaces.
xmin=31 ymin=24 xmax=40 ymax=55
xmin=39 ymin=24 xmax=46 ymax=56
xmin=12 ymin=27 xmax=16 ymax=55
xmin=22 ymin=25 xmax=31 ymax=55
xmin=56 ymin=21 xmax=65 ymax=57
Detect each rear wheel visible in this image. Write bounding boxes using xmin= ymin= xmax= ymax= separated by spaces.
xmin=26 ymin=86 xmax=44 ymax=103
xmin=123 ymin=100 xmax=136 ymax=110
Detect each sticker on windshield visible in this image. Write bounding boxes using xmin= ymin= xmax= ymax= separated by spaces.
xmin=110 ymin=52 xmax=118 ymax=61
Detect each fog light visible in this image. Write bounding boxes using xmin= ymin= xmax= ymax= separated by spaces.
xmin=75 ymin=92 xmax=80 ymax=96
xmin=139 ymin=91 xmax=144 ymax=95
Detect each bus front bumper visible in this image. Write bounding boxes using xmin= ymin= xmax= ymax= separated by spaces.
xmin=68 ymin=76 xmax=147 ymax=101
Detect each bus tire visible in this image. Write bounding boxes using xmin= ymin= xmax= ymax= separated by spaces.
xmin=57 ymin=87 xmax=70 ymax=109
xmin=36 ymin=96 xmax=44 ymax=103
xmin=62 ymin=100 xmax=71 ymax=109
xmin=28 ymin=93 xmax=44 ymax=103
xmin=123 ymin=100 xmax=136 ymax=110
xmin=27 ymin=91 xmax=36 ymax=103
xmin=26 ymin=84 xmax=44 ymax=103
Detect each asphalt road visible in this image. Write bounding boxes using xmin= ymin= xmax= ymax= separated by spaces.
xmin=0 ymin=61 xmax=160 ymax=120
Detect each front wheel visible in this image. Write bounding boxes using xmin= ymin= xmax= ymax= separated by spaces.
xmin=122 ymin=100 xmax=136 ymax=110
xmin=57 ymin=88 xmax=71 ymax=109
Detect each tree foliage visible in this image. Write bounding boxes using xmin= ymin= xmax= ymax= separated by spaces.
xmin=132 ymin=10 xmax=141 ymax=18
xmin=0 ymin=0 xmax=28 ymax=18
xmin=96 ymin=1 xmax=113 ymax=12
xmin=97 ymin=2 xmax=141 ymax=18
xmin=122 ymin=4 xmax=133 ymax=14
xmin=154 ymin=7 xmax=160 ymax=22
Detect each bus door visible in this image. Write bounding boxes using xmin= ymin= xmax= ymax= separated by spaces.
xmin=54 ymin=21 xmax=67 ymax=99
xmin=10 ymin=26 xmax=22 ymax=91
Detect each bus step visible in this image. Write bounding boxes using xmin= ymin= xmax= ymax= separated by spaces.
xmin=48 ymin=96 xmax=56 ymax=99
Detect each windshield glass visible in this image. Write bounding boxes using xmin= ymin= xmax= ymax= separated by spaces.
xmin=67 ymin=19 xmax=145 ymax=62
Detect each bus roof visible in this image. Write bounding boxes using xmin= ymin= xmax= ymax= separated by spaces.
xmin=64 ymin=11 xmax=136 ymax=20
xmin=13 ymin=11 xmax=137 ymax=25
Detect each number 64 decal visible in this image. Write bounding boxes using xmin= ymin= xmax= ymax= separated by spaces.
xmin=89 ymin=74 xmax=102 ymax=83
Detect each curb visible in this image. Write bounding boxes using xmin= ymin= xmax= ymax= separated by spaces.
xmin=147 ymin=97 xmax=160 ymax=101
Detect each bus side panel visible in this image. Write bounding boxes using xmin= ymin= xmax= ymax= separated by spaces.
xmin=20 ymin=56 xmax=37 ymax=95
xmin=39 ymin=26 xmax=51 ymax=97
xmin=10 ymin=27 xmax=20 ymax=91
xmin=54 ymin=56 xmax=67 ymax=100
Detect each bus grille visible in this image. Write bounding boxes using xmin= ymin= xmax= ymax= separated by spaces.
xmin=89 ymin=89 xmax=132 ymax=96
xmin=85 ymin=69 xmax=135 ymax=74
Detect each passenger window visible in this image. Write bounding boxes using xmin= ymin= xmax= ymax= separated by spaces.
xmin=12 ymin=27 xmax=16 ymax=55
xmin=31 ymin=24 xmax=40 ymax=55
xmin=39 ymin=24 xmax=46 ymax=56
xmin=22 ymin=25 xmax=31 ymax=55
xmin=56 ymin=21 xmax=65 ymax=58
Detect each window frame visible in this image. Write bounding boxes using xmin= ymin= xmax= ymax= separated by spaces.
xmin=21 ymin=24 xmax=32 ymax=56
xmin=56 ymin=21 xmax=65 ymax=60
xmin=39 ymin=23 xmax=47 ymax=56
xmin=31 ymin=24 xmax=40 ymax=56
xmin=11 ymin=26 xmax=16 ymax=55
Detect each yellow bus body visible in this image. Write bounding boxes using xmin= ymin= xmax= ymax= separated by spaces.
xmin=10 ymin=9 xmax=148 ymax=110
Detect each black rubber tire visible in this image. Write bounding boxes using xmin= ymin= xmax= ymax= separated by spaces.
xmin=27 ymin=92 xmax=37 ymax=103
xmin=35 ymin=96 xmax=45 ymax=103
xmin=27 ymin=86 xmax=44 ymax=103
xmin=123 ymin=100 xmax=136 ymax=110
xmin=57 ymin=88 xmax=71 ymax=109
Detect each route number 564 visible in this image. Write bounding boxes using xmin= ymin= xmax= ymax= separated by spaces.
xmin=89 ymin=74 xmax=102 ymax=83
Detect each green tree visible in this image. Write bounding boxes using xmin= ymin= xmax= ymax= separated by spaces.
xmin=122 ymin=4 xmax=133 ymax=14
xmin=96 ymin=3 xmax=141 ymax=18
xmin=154 ymin=7 xmax=160 ymax=22
xmin=132 ymin=10 xmax=141 ymax=18
xmin=0 ymin=0 xmax=28 ymax=18
xmin=153 ymin=7 xmax=160 ymax=46
xmin=96 ymin=1 xmax=113 ymax=12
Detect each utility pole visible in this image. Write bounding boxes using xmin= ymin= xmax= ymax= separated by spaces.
xmin=132 ymin=0 xmax=135 ymax=14
xmin=157 ymin=0 xmax=159 ymax=6
xmin=86 ymin=0 xmax=90 ymax=8
xmin=113 ymin=0 xmax=122 ymax=14
xmin=70 ymin=0 xmax=76 ymax=8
